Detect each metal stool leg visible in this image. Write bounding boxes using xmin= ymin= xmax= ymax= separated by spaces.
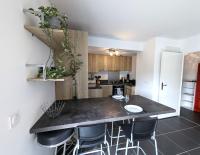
xmin=110 ymin=122 xmax=114 ymax=146
xmin=115 ymin=126 xmax=121 ymax=155
xmin=54 ymin=147 xmax=58 ymax=155
xmin=154 ymin=139 xmax=158 ymax=155
xmin=125 ymin=139 xmax=129 ymax=155
xmin=63 ymin=143 xmax=66 ymax=155
xmin=73 ymin=144 xmax=78 ymax=155
xmin=137 ymin=141 xmax=139 ymax=155
xmin=100 ymin=144 xmax=103 ymax=155
xmin=105 ymin=141 xmax=110 ymax=155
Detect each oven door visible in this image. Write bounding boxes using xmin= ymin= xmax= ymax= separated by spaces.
xmin=112 ymin=85 xmax=124 ymax=95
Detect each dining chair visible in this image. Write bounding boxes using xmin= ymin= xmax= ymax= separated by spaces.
xmin=37 ymin=128 xmax=74 ymax=155
xmin=73 ymin=123 xmax=110 ymax=155
xmin=115 ymin=117 xmax=158 ymax=155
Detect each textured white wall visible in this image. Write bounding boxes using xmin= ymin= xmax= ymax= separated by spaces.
xmin=0 ymin=0 xmax=55 ymax=155
xmin=135 ymin=39 xmax=156 ymax=99
xmin=135 ymin=37 xmax=182 ymax=101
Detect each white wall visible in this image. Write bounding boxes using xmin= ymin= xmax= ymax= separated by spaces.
xmin=89 ymin=36 xmax=144 ymax=51
xmin=136 ymin=39 xmax=156 ymax=99
xmin=181 ymin=34 xmax=200 ymax=53
xmin=136 ymin=37 xmax=182 ymax=101
xmin=152 ymin=38 xmax=182 ymax=101
xmin=0 ymin=0 xmax=55 ymax=155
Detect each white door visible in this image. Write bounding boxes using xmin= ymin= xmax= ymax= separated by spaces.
xmin=159 ymin=51 xmax=184 ymax=116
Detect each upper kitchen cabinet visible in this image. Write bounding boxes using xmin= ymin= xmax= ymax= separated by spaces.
xmin=88 ymin=53 xmax=132 ymax=72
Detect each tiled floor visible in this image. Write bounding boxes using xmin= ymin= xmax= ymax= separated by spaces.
xmin=63 ymin=108 xmax=200 ymax=155
xmin=108 ymin=108 xmax=200 ymax=155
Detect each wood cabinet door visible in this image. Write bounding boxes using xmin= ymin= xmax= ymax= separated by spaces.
xmin=127 ymin=56 xmax=132 ymax=71
xmin=102 ymin=85 xmax=113 ymax=97
xmin=107 ymin=56 xmax=113 ymax=71
xmin=103 ymin=55 xmax=108 ymax=71
xmin=88 ymin=54 xmax=93 ymax=73
xmin=89 ymin=54 xmax=132 ymax=72
xmin=114 ymin=56 xmax=120 ymax=71
xmin=97 ymin=54 xmax=104 ymax=72
xmin=119 ymin=56 xmax=125 ymax=71
xmin=92 ymin=54 xmax=98 ymax=73
xmin=55 ymin=30 xmax=88 ymax=99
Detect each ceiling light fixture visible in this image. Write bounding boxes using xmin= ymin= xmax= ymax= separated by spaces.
xmin=108 ymin=48 xmax=119 ymax=56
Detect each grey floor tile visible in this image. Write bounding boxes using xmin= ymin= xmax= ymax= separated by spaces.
xmin=180 ymin=108 xmax=200 ymax=125
xmin=187 ymin=147 xmax=200 ymax=155
xmin=181 ymin=127 xmax=200 ymax=145
xmin=139 ymin=140 xmax=163 ymax=155
xmin=156 ymin=135 xmax=184 ymax=155
xmin=166 ymin=132 xmax=199 ymax=151
xmin=159 ymin=117 xmax=196 ymax=132
xmin=157 ymin=121 xmax=175 ymax=134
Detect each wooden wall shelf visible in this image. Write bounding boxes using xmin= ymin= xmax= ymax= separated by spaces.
xmin=24 ymin=25 xmax=88 ymax=99
xmin=26 ymin=64 xmax=65 ymax=82
xmin=27 ymin=78 xmax=65 ymax=82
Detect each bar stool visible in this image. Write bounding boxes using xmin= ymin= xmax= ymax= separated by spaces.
xmin=73 ymin=123 xmax=110 ymax=155
xmin=37 ymin=128 xmax=74 ymax=155
xmin=115 ymin=117 xmax=158 ymax=155
xmin=107 ymin=119 xmax=131 ymax=146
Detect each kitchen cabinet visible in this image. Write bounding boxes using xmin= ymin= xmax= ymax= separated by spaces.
xmin=88 ymin=89 xmax=103 ymax=98
xmin=101 ymin=85 xmax=113 ymax=97
xmin=125 ymin=85 xmax=135 ymax=96
xmin=88 ymin=54 xmax=132 ymax=72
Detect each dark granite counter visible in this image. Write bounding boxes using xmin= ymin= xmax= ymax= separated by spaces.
xmin=88 ymin=86 xmax=102 ymax=89
xmin=30 ymin=95 xmax=175 ymax=134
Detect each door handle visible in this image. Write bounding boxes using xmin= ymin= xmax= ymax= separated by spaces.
xmin=161 ymin=82 xmax=167 ymax=90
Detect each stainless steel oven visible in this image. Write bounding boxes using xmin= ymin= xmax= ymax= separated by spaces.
xmin=112 ymin=84 xmax=124 ymax=96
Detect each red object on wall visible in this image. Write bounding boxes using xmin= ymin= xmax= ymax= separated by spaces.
xmin=194 ymin=63 xmax=200 ymax=112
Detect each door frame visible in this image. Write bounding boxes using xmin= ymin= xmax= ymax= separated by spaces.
xmin=158 ymin=51 xmax=184 ymax=117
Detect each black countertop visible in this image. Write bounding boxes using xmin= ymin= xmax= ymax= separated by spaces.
xmin=30 ymin=95 xmax=175 ymax=134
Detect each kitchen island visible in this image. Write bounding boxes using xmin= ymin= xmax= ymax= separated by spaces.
xmin=30 ymin=95 xmax=175 ymax=134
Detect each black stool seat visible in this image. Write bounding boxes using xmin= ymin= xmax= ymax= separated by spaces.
xmin=121 ymin=117 xmax=157 ymax=141
xmin=80 ymin=137 xmax=104 ymax=148
xmin=37 ymin=129 xmax=74 ymax=146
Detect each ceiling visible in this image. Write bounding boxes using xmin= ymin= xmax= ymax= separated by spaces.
xmin=54 ymin=0 xmax=200 ymax=42
xmin=88 ymin=46 xmax=137 ymax=56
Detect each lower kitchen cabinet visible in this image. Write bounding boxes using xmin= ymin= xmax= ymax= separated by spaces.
xmin=88 ymin=89 xmax=103 ymax=98
xmin=101 ymin=85 xmax=113 ymax=97
xmin=125 ymin=85 xmax=135 ymax=96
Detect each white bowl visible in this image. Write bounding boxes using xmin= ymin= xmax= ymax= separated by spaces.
xmin=124 ymin=105 xmax=143 ymax=113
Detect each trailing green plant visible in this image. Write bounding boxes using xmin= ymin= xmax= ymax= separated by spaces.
xmin=29 ymin=6 xmax=59 ymax=28
xmin=28 ymin=6 xmax=83 ymax=82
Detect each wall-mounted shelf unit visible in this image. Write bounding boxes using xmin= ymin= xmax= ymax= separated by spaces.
xmin=26 ymin=64 xmax=64 ymax=82
xmin=181 ymin=81 xmax=196 ymax=110
xmin=24 ymin=25 xmax=65 ymax=50
xmin=27 ymin=78 xmax=64 ymax=82
xmin=24 ymin=24 xmax=88 ymax=99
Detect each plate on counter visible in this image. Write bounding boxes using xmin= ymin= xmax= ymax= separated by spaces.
xmin=112 ymin=95 xmax=125 ymax=100
xmin=124 ymin=105 xmax=143 ymax=113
